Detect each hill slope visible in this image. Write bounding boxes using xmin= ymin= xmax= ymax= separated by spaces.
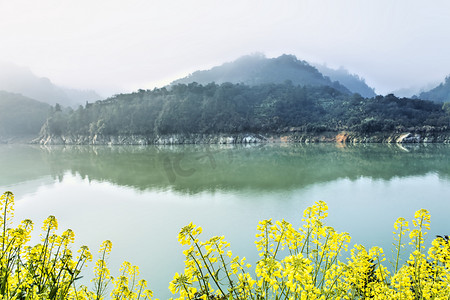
xmin=418 ymin=76 xmax=450 ymax=103
xmin=0 ymin=91 xmax=50 ymax=137
xmin=171 ymin=54 xmax=351 ymax=94
xmin=313 ymin=64 xmax=376 ymax=98
xmin=0 ymin=62 xmax=101 ymax=107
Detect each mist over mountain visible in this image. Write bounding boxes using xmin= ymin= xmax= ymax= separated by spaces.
xmin=0 ymin=62 xmax=101 ymax=107
xmin=313 ymin=64 xmax=376 ymax=98
xmin=417 ymin=76 xmax=450 ymax=103
xmin=171 ymin=54 xmax=351 ymax=94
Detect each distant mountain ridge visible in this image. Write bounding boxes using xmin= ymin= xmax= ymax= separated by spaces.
xmin=417 ymin=76 xmax=450 ymax=103
xmin=171 ymin=54 xmax=355 ymax=94
xmin=313 ymin=64 xmax=376 ymax=98
xmin=0 ymin=62 xmax=101 ymax=107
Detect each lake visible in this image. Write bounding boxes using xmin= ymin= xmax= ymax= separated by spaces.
xmin=0 ymin=143 xmax=449 ymax=298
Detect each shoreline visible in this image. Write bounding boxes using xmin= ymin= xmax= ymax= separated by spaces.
xmin=29 ymin=130 xmax=450 ymax=145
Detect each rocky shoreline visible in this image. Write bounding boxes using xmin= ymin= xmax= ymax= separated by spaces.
xmin=30 ymin=130 xmax=450 ymax=145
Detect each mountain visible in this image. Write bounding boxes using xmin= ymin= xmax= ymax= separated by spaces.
xmin=171 ymin=54 xmax=351 ymax=94
xmin=0 ymin=62 xmax=101 ymax=107
xmin=417 ymin=76 xmax=450 ymax=103
xmin=313 ymin=64 xmax=376 ymax=98
xmin=0 ymin=91 xmax=50 ymax=138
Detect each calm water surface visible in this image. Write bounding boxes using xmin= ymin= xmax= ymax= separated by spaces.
xmin=0 ymin=143 xmax=449 ymax=298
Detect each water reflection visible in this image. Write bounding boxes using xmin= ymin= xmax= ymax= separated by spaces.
xmin=0 ymin=143 xmax=449 ymax=194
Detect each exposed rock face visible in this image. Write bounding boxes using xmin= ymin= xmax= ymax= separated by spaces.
xmin=32 ymin=130 xmax=450 ymax=145
xmin=32 ymin=134 xmax=269 ymax=146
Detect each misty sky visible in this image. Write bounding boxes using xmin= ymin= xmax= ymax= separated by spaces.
xmin=1 ymin=0 xmax=450 ymax=97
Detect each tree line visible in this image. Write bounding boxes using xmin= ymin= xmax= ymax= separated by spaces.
xmin=42 ymin=82 xmax=450 ymax=137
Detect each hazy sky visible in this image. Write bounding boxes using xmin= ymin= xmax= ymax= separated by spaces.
xmin=1 ymin=0 xmax=450 ymax=97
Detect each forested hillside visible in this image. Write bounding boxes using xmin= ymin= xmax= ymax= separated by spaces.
xmin=41 ymin=82 xmax=449 ymax=138
xmin=0 ymin=91 xmax=50 ymax=136
xmin=418 ymin=76 xmax=450 ymax=103
xmin=313 ymin=64 xmax=376 ymax=98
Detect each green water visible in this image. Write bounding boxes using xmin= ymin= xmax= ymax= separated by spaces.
xmin=0 ymin=143 xmax=449 ymax=298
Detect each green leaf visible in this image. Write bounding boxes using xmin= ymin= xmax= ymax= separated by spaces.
xmin=49 ymin=285 xmax=58 ymax=299
xmin=214 ymin=269 xmax=220 ymax=281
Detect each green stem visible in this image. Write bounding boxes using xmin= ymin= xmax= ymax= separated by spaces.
xmin=96 ymin=247 xmax=109 ymax=299
xmin=189 ymin=234 xmax=226 ymax=296
xmin=313 ymin=233 xmax=330 ymax=286
xmin=188 ymin=252 xmax=210 ymax=298
xmin=272 ymin=227 xmax=287 ymax=259
xmin=216 ymin=245 xmax=239 ymax=300
xmin=394 ymin=224 xmax=403 ymax=274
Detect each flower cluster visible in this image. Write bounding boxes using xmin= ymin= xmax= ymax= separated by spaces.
xmin=0 ymin=191 xmax=154 ymax=300
xmin=171 ymin=200 xmax=450 ymax=299
xmin=2 ymin=189 xmax=450 ymax=299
